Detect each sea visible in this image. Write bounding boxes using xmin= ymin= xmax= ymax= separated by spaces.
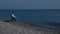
xmin=0 ymin=9 xmax=60 ymax=29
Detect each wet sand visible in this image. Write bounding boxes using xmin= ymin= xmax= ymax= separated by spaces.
xmin=0 ymin=19 xmax=60 ymax=34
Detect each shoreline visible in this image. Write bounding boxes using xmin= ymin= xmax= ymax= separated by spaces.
xmin=0 ymin=18 xmax=60 ymax=30
xmin=0 ymin=19 xmax=60 ymax=34
xmin=0 ymin=16 xmax=60 ymax=30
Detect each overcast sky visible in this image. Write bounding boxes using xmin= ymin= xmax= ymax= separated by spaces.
xmin=0 ymin=0 xmax=60 ymax=9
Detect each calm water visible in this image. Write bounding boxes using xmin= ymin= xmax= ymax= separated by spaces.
xmin=0 ymin=9 xmax=60 ymax=29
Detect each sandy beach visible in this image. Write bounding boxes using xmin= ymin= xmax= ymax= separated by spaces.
xmin=0 ymin=19 xmax=60 ymax=34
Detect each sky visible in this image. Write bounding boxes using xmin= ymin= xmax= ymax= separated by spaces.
xmin=0 ymin=0 xmax=60 ymax=9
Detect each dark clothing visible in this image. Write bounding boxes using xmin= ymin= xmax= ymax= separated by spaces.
xmin=11 ymin=16 xmax=17 ymax=21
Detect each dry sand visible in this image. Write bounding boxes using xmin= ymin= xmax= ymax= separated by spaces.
xmin=0 ymin=20 xmax=60 ymax=34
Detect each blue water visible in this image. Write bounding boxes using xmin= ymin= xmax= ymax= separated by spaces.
xmin=0 ymin=9 xmax=60 ymax=29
